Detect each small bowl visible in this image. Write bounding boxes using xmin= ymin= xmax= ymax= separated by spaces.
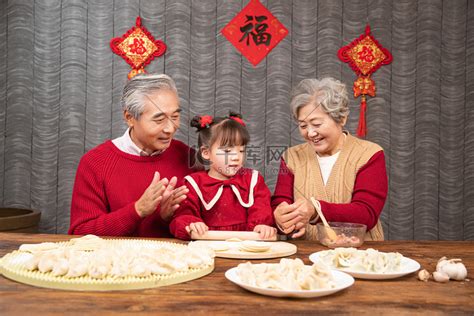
xmin=316 ymin=222 xmax=366 ymax=248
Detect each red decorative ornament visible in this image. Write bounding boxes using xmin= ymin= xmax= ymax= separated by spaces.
xmin=338 ymin=25 xmax=392 ymax=137
xmin=200 ymin=115 xmax=214 ymax=128
xmin=110 ymin=17 xmax=167 ymax=79
xmin=221 ymin=0 xmax=288 ymax=66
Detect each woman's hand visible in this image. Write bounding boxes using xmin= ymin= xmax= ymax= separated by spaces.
xmin=134 ymin=172 xmax=167 ymax=218
xmin=185 ymin=222 xmax=208 ymax=237
xmin=253 ymin=225 xmax=277 ymax=240
xmin=159 ymin=178 xmax=189 ymax=222
xmin=273 ymin=199 xmax=315 ymax=238
xmin=289 ymin=198 xmax=316 ymax=238
xmin=293 ymin=198 xmax=316 ymax=226
xmin=273 ymin=201 xmax=303 ymax=234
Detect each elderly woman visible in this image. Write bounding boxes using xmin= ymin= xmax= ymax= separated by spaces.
xmin=272 ymin=77 xmax=387 ymax=240
xmin=69 ymin=74 xmax=198 ymax=237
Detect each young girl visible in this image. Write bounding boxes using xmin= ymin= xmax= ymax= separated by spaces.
xmin=170 ymin=112 xmax=276 ymax=240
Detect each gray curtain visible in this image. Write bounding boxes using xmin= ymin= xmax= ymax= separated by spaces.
xmin=0 ymin=0 xmax=472 ymax=240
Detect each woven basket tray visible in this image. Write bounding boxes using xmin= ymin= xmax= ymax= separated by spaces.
xmin=0 ymin=239 xmax=214 ymax=291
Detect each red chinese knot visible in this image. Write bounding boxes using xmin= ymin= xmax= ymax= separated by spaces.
xmin=338 ymin=25 xmax=392 ymax=137
xmin=221 ymin=0 xmax=288 ymax=66
xmin=110 ymin=17 xmax=167 ymax=79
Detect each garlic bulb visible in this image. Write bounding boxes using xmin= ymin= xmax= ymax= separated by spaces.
xmin=436 ymin=257 xmax=468 ymax=281
xmin=417 ymin=269 xmax=430 ymax=282
xmin=433 ymin=271 xmax=450 ymax=283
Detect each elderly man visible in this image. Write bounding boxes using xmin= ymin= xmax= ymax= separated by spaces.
xmin=69 ymin=74 xmax=198 ymax=237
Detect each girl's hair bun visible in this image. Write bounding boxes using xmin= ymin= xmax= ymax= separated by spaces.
xmin=190 ymin=115 xmax=202 ymax=130
xmin=228 ymin=111 xmax=245 ymax=126
xmin=190 ymin=115 xmax=214 ymax=131
xmin=228 ymin=111 xmax=242 ymax=119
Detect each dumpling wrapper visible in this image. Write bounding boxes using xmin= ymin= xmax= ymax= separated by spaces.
xmin=239 ymin=241 xmax=271 ymax=253
xmin=225 ymin=238 xmax=243 ymax=242
xmin=208 ymin=242 xmax=230 ymax=252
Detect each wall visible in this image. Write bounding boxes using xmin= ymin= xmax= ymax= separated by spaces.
xmin=0 ymin=0 xmax=473 ymax=239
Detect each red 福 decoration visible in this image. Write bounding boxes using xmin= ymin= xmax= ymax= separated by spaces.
xmin=338 ymin=25 xmax=392 ymax=137
xmin=110 ymin=17 xmax=167 ymax=79
xmin=221 ymin=0 xmax=288 ymax=66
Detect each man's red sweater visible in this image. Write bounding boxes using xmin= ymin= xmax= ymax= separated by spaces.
xmin=68 ymin=139 xmax=197 ymax=237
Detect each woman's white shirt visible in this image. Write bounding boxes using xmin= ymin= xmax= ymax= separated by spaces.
xmin=317 ymin=151 xmax=340 ymax=185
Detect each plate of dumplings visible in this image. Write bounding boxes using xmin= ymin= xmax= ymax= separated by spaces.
xmin=309 ymin=247 xmax=420 ymax=280
xmin=225 ymin=258 xmax=354 ymax=298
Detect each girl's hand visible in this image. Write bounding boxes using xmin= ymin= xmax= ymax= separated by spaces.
xmin=185 ymin=222 xmax=208 ymax=237
xmin=253 ymin=225 xmax=277 ymax=240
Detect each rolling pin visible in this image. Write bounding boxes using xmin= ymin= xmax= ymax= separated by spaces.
xmin=190 ymin=230 xmax=277 ymax=241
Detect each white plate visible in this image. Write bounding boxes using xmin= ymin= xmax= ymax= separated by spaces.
xmin=309 ymin=252 xmax=420 ymax=280
xmin=225 ymin=266 xmax=354 ymax=298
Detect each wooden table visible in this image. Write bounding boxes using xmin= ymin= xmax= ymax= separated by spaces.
xmin=0 ymin=233 xmax=473 ymax=315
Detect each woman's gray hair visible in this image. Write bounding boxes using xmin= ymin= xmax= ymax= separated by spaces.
xmin=120 ymin=74 xmax=178 ymax=119
xmin=290 ymin=77 xmax=349 ymax=123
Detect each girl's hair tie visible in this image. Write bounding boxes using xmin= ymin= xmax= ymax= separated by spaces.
xmin=199 ymin=115 xmax=214 ymax=128
xmin=229 ymin=113 xmax=246 ymax=126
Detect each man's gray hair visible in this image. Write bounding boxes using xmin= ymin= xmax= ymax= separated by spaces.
xmin=121 ymin=74 xmax=178 ymax=119
xmin=290 ymin=77 xmax=349 ymax=123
